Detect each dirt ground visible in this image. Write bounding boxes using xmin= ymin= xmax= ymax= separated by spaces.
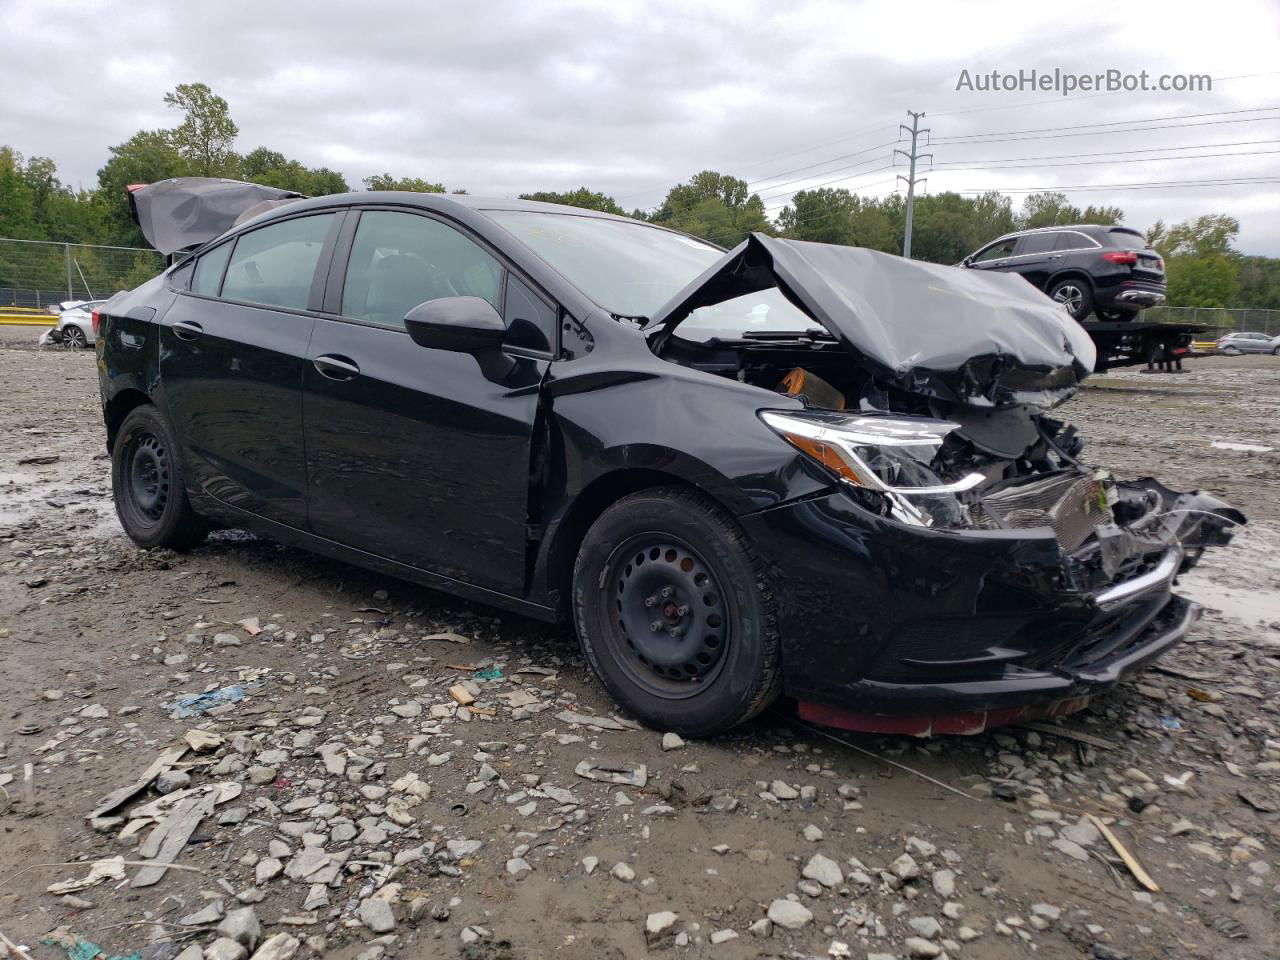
xmin=1 ymin=327 xmax=1277 ymax=960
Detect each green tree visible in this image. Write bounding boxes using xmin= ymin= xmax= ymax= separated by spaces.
xmin=1165 ymin=254 xmax=1239 ymax=307
xmin=1236 ymin=256 xmax=1280 ymax=309
xmin=362 ymin=174 xmax=448 ymax=193
xmin=1161 ymin=214 xmax=1239 ymax=257
xmin=164 ymin=82 xmax=239 ymax=177
xmin=518 ymin=187 xmax=624 ymax=215
xmin=0 ymin=147 xmax=39 ymax=238
xmin=777 ymin=188 xmax=858 ymax=245
xmin=1017 ymin=191 xmax=1123 ymax=229
xmin=241 ymin=147 xmax=348 ymax=195
xmin=96 ymin=130 xmax=190 ymax=245
xmin=649 ymin=170 xmax=772 ymax=247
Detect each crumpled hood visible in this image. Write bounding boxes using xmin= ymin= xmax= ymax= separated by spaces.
xmin=128 ymin=177 xmax=304 ymax=255
xmin=647 ymin=234 xmax=1098 ymax=409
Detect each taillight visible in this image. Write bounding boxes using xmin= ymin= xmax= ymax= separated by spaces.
xmin=1156 ymin=258 xmax=1164 ymax=270
xmin=1102 ymin=251 xmax=1138 ymax=265
xmin=91 ymin=310 xmax=101 ymax=336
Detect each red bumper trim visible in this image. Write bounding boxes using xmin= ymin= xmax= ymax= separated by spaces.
xmin=796 ymin=696 xmax=1093 ymax=737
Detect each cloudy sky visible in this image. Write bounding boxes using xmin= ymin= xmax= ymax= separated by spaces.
xmin=6 ymin=0 xmax=1279 ymax=252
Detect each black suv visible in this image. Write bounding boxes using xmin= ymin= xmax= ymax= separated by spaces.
xmin=961 ymin=225 xmax=1166 ymax=321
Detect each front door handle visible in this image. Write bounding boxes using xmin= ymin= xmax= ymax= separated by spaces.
xmin=313 ymin=354 xmax=361 ymax=381
xmin=172 ymin=320 xmax=203 ymax=341
xmin=1047 ymin=254 xmax=1062 ymax=260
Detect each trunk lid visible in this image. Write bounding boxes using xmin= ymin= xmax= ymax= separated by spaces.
xmin=128 ymin=177 xmax=305 ymax=255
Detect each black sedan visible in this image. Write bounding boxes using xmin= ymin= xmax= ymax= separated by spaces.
xmin=97 ymin=182 xmax=1242 ymax=736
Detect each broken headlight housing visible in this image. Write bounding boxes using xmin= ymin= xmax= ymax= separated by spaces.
xmin=760 ymin=410 xmax=985 ymax=527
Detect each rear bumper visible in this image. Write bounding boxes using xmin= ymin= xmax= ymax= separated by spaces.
xmin=743 ymin=485 xmax=1237 ymax=734
xmin=1096 ymin=280 xmax=1166 ymax=310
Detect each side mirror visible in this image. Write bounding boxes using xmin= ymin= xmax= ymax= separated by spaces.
xmin=404 ymin=297 xmax=505 ymax=353
xmin=960 ymin=256 xmax=973 ymax=267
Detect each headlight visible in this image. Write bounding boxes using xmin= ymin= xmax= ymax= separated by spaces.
xmin=760 ymin=410 xmax=985 ymax=527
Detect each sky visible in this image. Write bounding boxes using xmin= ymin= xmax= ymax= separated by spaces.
xmin=4 ymin=0 xmax=1279 ymax=253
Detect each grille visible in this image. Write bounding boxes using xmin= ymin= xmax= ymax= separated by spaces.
xmin=981 ymin=472 xmax=1109 ymax=551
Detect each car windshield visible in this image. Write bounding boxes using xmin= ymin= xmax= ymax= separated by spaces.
xmin=486 ymin=211 xmax=723 ymax=318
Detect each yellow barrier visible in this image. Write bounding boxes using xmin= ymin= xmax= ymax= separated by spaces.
xmin=0 ymin=313 xmax=56 ymax=326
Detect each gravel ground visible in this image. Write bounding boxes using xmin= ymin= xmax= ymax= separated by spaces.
xmin=1 ymin=327 xmax=1277 ymax=960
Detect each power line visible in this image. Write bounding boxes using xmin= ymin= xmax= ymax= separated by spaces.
xmin=744 ymin=139 xmax=900 ymax=190
xmin=929 ymin=137 xmax=1280 ymax=166
xmin=946 ymin=175 xmax=1280 ymax=194
xmin=932 ymin=104 xmax=1279 ymax=141
xmin=931 ymin=147 xmax=1280 ymax=173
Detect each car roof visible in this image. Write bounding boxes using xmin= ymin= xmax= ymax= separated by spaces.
xmin=987 ymin=224 xmax=1145 ymax=245
xmin=243 ymin=190 xmax=640 ymax=226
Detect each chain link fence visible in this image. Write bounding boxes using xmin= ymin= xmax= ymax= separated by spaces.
xmin=1145 ymin=306 xmax=1280 ymax=337
xmin=0 ymin=238 xmax=166 ymax=309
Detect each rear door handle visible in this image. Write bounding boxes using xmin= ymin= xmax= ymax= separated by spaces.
xmin=1047 ymin=254 xmax=1062 ymax=260
xmin=172 ymin=320 xmax=203 ymax=341
xmin=313 ymin=354 xmax=360 ymax=381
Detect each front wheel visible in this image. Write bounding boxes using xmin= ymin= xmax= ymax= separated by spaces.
xmin=1222 ymin=346 xmax=1241 ymax=355
xmin=112 ymin=405 xmax=209 ymax=550
xmin=572 ymin=487 xmax=781 ymax=737
xmin=1272 ymin=346 xmax=1280 ymax=356
xmin=1048 ymin=278 xmax=1093 ymax=321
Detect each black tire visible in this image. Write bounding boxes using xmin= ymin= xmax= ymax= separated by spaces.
xmin=1047 ymin=278 xmax=1093 ymax=321
xmin=65 ymin=325 xmax=88 ymax=348
xmin=573 ymin=486 xmax=781 ymax=737
xmin=1222 ymin=346 xmax=1241 ymax=355
xmin=1272 ymin=346 xmax=1280 ymax=356
xmin=112 ymin=405 xmax=209 ymax=550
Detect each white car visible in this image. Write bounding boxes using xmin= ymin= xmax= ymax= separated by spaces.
xmin=1216 ymin=331 xmax=1280 ymax=356
xmin=48 ymin=299 xmax=106 ymax=348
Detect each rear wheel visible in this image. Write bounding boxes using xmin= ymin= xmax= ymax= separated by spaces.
xmin=65 ymin=325 xmax=88 ymax=348
xmin=1048 ymin=278 xmax=1093 ymax=321
xmin=112 ymin=405 xmax=209 ymax=550
xmin=1222 ymin=345 xmax=1241 ymax=355
xmin=1272 ymin=346 xmax=1280 ymax=356
xmin=573 ymin=487 xmax=781 ymax=737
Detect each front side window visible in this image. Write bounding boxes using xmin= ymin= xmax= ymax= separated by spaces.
xmin=341 ymin=211 xmax=502 ymax=328
xmin=221 ymin=214 xmax=335 ymax=310
xmin=503 ymin=274 xmax=556 ymax=353
xmin=973 ymin=239 xmax=1016 ymax=263
xmin=193 ymin=242 xmax=232 ymax=296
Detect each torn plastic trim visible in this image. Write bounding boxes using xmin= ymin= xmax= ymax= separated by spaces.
xmin=647 ymin=233 xmax=1096 ymax=410
xmin=128 ymin=177 xmax=306 ymax=255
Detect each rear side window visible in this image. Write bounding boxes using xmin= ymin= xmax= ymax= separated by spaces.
xmin=193 ymin=243 xmax=232 ymax=296
xmin=503 ymin=274 xmax=556 ymax=353
xmin=341 ymin=211 xmax=503 ymax=328
xmin=1108 ymin=229 xmax=1151 ymax=252
xmin=1017 ymin=233 xmax=1057 ymax=255
xmin=1054 ymin=231 xmax=1096 ymax=251
xmin=221 ymin=214 xmax=335 ymax=310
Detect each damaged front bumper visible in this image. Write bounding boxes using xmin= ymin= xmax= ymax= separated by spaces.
xmin=742 ymin=477 xmax=1243 ymax=735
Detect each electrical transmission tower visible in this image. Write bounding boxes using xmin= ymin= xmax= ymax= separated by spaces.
xmin=895 ymin=110 xmax=932 ymax=259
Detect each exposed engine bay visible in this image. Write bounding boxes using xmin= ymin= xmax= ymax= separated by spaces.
xmin=649 ymin=235 xmax=1244 ymax=591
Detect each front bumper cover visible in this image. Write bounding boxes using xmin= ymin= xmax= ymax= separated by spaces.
xmin=743 ymin=479 xmax=1241 ymax=735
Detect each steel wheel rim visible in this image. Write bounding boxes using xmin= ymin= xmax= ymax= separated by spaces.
xmin=602 ymin=533 xmax=731 ymax=699
xmin=126 ymin=432 xmax=170 ymax=522
xmin=1053 ymin=285 xmax=1083 ymax=313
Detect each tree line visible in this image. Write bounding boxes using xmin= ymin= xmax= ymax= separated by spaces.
xmin=1 ymin=82 xmax=1276 ymax=310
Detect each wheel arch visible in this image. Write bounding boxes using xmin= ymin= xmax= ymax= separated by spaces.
xmin=536 ymin=468 xmax=730 ymax=619
xmin=1045 ymin=269 xmax=1095 ymax=294
xmin=104 ymin=388 xmax=153 ymax=452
